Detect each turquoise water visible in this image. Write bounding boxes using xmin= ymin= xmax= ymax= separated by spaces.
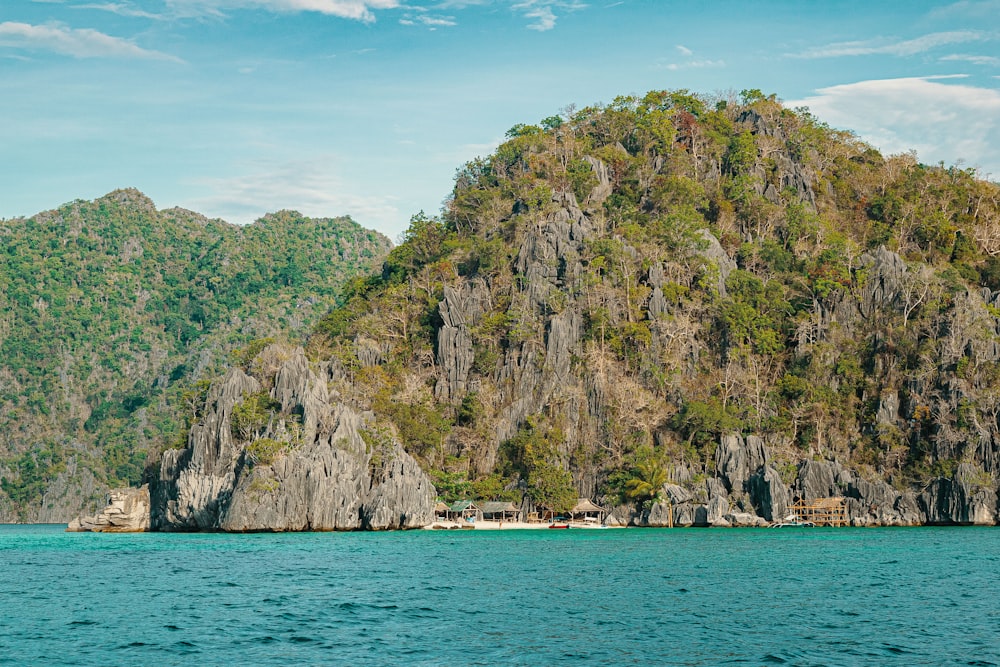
xmin=1 ymin=525 xmax=998 ymax=666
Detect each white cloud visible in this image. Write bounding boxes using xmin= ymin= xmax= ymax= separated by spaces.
xmin=523 ymin=5 xmax=555 ymax=30
xmin=511 ymin=0 xmax=586 ymax=31
xmin=794 ymin=30 xmax=988 ymax=58
xmin=658 ymin=44 xmax=722 ymax=70
xmin=657 ymin=58 xmax=724 ymax=71
xmin=399 ymin=12 xmax=457 ymax=27
xmin=165 ymin=0 xmax=400 ymax=21
xmin=928 ymin=0 xmax=1000 ymax=20
xmin=74 ymin=3 xmax=166 ymax=19
xmin=941 ymin=53 xmax=1000 ymax=66
xmin=185 ymin=158 xmax=400 ymax=228
xmin=788 ymin=77 xmax=1000 ymax=179
xmin=0 ymin=21 xmax=181 ymax=60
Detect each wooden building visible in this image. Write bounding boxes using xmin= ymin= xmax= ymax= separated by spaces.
xmin=480 ymin=501 xmax=522 ymax=522
xmin=447 ymin=500 xmax=482 ymax=523
xmin=790 ymin=497 xmax=848 ymax=527
xmin=570 ymin=498 xmax=606 ymax=524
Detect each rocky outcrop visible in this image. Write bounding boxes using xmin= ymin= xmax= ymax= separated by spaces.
xmin=748 ymin=466 xmax=789 ymax=522
xmin=920 ymin=464 xmax=998 ymax=525
xmin=716 ymin=433 xmax=768 ymax=494
xmin=67 ymin=485 xmax=150 ymax=532
xmin=152 ymin=346 xmax=435 ymax=532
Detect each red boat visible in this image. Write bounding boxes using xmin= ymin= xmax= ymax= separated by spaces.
xmin=548 ymin=523 xmax=570 ymax=529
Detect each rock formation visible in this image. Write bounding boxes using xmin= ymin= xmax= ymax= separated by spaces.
xmin=150 ymin=345 xmax=435 ymax=531
xmin=67 ymin=486 xmax=151 ymax=532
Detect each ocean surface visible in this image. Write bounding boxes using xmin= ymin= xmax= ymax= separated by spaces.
xmin=1 ymin=525 xmax=998 ymax=666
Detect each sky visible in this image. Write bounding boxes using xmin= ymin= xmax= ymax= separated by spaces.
xmin=2 ymin=0 xmax=999 ymax=240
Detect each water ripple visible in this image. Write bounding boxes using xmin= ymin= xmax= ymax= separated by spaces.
xmin=2 ymin=525 xmax=1000 ymax=665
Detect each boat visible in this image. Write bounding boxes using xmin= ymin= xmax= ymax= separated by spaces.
xmin=769 ymin=514 xmax=816 ymax=528
xmin=548 ymin=523 xmax=570 ymax=529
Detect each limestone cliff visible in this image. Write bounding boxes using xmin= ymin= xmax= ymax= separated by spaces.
xmin=150 ymin=345 xmax=434 ymax=531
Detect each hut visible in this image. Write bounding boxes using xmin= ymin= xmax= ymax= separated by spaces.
xmin=481 ymin=501 xmax=522 ymax=523
xmin=790 ymin=497 xmax=848 ymax=527
xmin=570 ymin=498 xmax=606 ymax=524
xmin=434 ymin=502 xmax=450 ymax=521
xmin=447 ymin=500 xmax=482 ymax=523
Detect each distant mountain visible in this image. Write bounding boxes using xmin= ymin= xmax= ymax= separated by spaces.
xmin=0 ymin=189 xmax=391 ymax=521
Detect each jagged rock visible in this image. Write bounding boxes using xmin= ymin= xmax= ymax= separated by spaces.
xmin=706 ymin=496 xmax=730 ymax=526
xmin=435 ymin=283 xmax=489 ymax=402
xmin=716 ymin=433 xmax=768 ymax=493
xmin=673 ymin=503 xmax=698 ymax=527
xmin=920 ymin=464 xmax=998 ymax=525
xmin=662 ymin=483 xmax=693 ymax=505
xmin=153 ymin=346 xmax=435 ymax=532
xmin=876 ymin=391 xmax=899 ymax=426
xmin=152 ymin=367 xmax=262 ymax=530
xmin=857 ymin=247 xmax=907 ymax=320
xmin=706 ymin=477 xmax=728 ymax=501
xmin=604 ymin=505 xmax=630 ymax=526
xmin=748 ymin=466 xmax=789 ymax=522
xmin=362 ymin=449 xmax=437 ymax=530
xmin=696 ymin=230 xmax=736 ymax=297
xmin=725 ymin=511 xmax=768 ymax=527
xmin=795 ymin=459 xmax=850 ymax=500
xmin=644 ymin=500 xmax=675 ymax=527
xmin=582 ymin=156 xmax=613 ymax=208
xmin=841 ymin=476 xmax=923 ymax=526
xmin=67 ymin=485 xmax=150 ymax=532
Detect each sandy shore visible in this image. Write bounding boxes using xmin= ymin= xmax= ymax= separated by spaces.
xmin=424 ymin=520 xmax=620 ymax=530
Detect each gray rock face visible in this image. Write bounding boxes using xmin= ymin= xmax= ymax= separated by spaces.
xmin=435 ymin=283 xmax=488 ymax=403
xmin=153 ymin=346 xmax=435 ymax=532
xmin=920 ymin=464 xmax=998 ymax=525
xmin=696 ymin=230 xmax=736 ymax=297
xmin=716 ymin=433 xmax=768 ymax=494
xmin=748 ymin=466 xmax=789 ymax=522
xmin=67 ymin=485 xmax=150 ymax=532
xmin=795 ymin=459 xmax=849 ymax=500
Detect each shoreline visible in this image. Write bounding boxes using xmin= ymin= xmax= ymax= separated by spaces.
xmin=424 ymin=520 xmax=623 ymax=531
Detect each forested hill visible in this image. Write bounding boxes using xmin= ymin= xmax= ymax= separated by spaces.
xmin=0 ymin=189 xmax=390 ymax=521
xmin=295 ymin=89 xmax=1000 ymax=523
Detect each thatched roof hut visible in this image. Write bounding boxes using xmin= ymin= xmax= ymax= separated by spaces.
xmin=570 ymin=498 xmax=606 ymax=523
xmin=480 ymin=501 xmax=522 ymax=522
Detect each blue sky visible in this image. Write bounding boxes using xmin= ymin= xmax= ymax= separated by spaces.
xmin=2 ymin=0 xmax=999 ymax=239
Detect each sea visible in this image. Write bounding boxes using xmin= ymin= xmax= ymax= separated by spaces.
xmin=1 ymin=524 xmax=998 ymax=666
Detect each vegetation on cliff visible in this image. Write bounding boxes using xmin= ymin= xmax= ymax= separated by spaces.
xmin=303 ymin=89 xmax=1000 ymax=511
xmin=0 ymin=190 xmax=390 ymax=521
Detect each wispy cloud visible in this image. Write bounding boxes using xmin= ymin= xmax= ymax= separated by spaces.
xmin=941 ymin=53 xmax=1000 ymax=66
xmin=74 ymin=2 xmax=166 ymax=19
xmin=164 ymin=0 xmax=400 ymax=22
xmin=512 ymin=0 xmax=586 ymax=31
xmin=656 ymin=45 xmax=723 ymax=71
xmin=928 ymin=0 xmax=1000 ymax=20
xmin=0 ymin=21 xmax=181 ymax=60
xmin=793 ymin=30 xmax=988 ymax=58
xmin=399 ymin=12 xmax=457 ymax=27
xmin=788 ymin=77 xmax=1000 ymax=178
xmin=186 ymin=158 xmax=400 ymax=227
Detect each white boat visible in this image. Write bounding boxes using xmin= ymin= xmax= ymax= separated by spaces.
xmin=769 ymin=514 xmax=816 ymax=528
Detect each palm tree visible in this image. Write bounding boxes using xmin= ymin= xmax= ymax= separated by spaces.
xmin=624 ymin=458 xmax=669 ymax=515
